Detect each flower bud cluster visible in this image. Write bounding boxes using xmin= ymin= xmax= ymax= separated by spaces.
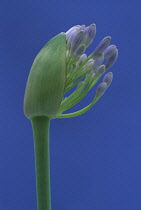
xmin=57 ymin=24 xmax=118 ymax=116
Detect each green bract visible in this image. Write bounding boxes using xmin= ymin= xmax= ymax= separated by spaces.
xmin=24 ymin=33 xmax=66 ymax=119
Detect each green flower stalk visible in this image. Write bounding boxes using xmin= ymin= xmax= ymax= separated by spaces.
xmin=24 ymin=23 xmax=118 ymax=210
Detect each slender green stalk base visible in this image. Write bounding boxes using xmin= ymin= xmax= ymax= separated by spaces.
xmin=31 ymin=116 xmax=51 ymax=210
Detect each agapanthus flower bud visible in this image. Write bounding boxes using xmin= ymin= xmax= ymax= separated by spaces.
xmin=80 ymin=54 xmax=87 ymax=61
xmin=95 ymin=65 xmax=106 ymax=77
xmin=76 ymin=54 xmax=87 ymax=66
xmin=82 ymin=24 xmax=96 ymax=47
xmin=66 ymin=25 xmax=80 ymax=36
xmin=73 ymin=45 xmax=86 ymax=59
xmin=24 ymin=23 xmax=118 ymax=119
xmin=85 ymin=59 xmax=94 ymax=70
xmin=93 ymin=54 xmax=104 ymax=71
xmin=103 ymin=45 xmax=117 ymax=59
xmin=96 ymin=82 xmax=108 ymax=98
xmin=70 ymin=31 xmax=84 ymax=54
xmin=66 ymin=26 xmax=81 ymax=49
xmin=91 ymin=36 xmax=111 ymax=59
xmin=105 ymin=49 xmax=118 ymax=70
xmin=103 ymin=72 xmax=113 ymax=87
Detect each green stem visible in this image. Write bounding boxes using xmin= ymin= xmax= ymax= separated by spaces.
xmin=31 ymin=116 xmax=51 ymax=210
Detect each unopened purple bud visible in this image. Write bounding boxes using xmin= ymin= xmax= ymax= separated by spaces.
xmin=80 ymin=25 xmax=86 ymax=30
xmin=87 ymin=58 xmax=94 ymax=63
xmin=94 ymin=54 xmax=104 ymax=66
xmin=103 ymin=45 xmax=117 ymax=59
xmin=80 ymin=54 xmax=87 ymax=61
xmin=86 ymin=59 xmax=94 ymax=70
xmin=96 ymin=82 xmax=108 ymax=98
xmin=83 ymin=24 xmax=96 ymax=47
xmin=103 ymin=72 xmax=113 ymax=87
xmin=91 ymin=36 xmax=111 ymax=59
xmin=66 ymin=28 xmax=80 ymax=49
xmin=66 ymin=25 xmax=80 ymax=36
xmin=73 ymin=45 xmax=86 ymax=59
xmin=89 ymin=72 xmax=95 ymax=83
xmin=66 ymin=25 xmax=84 ymax=50
xmin=95 ymin=65 xmax=106 ymax=77
xmin=76 ymin=54 xmax=87 ymax=66
xmin=92 ymin=54 xmax=104 ymax=72
xmin=70 ymin=31 xmax=84 ymax=54
xmin=105 ymin=49 xmax=118 ymax=70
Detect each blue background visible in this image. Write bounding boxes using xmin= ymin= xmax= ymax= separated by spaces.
xmin=1 ymin=0 xmax=140 ymax=209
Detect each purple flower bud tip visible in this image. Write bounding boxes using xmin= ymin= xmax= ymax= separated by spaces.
xmin=91 ymin=54 xmax=104 ymax=72
xmin=95 ymin=65 xmax=106 ymax=77
xmin=103 ymin=72 xmax=113 ymax=87
xmin=66 ymin=25 xmax=85 ymax=50
xmin=82 ymin=24 xmax=96 ymax=47
xmin=105 ymin=49 xmax=118 ymax=70
xmin=80 ymin=54 xmax=87 ymax=61
xmin=66 ymin=25 xmax=81 ymax=35
xmin=89 ymin=24 xmax=96 ymax=35
xmin=94 ymin=54 xmax=104 ymax=66
xmin=96 ymin=82 xmax=108 ymax=98
xmin=76 ymin=54 xmax=87 ymax=66
xmin=73 ymin=45 xmax=85 ymax=59
xmin=89 ymin=72 xmax=95 ymax=83
xmin=91 ymin=23 xmax=96 ymax=27
xmin=70 ymin=31 xmax=84 ymax=54
xmin=86 ymin=59 xmax=94 ymax=70
xmin=103 ymin=45 xmax=117 ymax=59
xmin=80 ymin=25 xmax=86 ymax=30
xmin=91 ymin=36 xmax=111 ymax=59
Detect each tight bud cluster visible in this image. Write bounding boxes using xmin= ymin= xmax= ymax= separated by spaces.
xmin=57 ymin=24 xmax=118 ymax=117
xmin=24 ymin=23 xmax=118 ymax=119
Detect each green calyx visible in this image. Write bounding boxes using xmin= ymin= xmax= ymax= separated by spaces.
xmin=24 ymin=33 xmax=66 ymax=119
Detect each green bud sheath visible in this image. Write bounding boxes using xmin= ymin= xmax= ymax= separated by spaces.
xmin=24 ymin=33 xmax=66 ymax=119
xmin=24 ymin=33 xmax=66 ymax=210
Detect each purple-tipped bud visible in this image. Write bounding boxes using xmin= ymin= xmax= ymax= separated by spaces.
xmin=66 ymin=30 xmax=78 ymax=49
xmin=66 ymin=25 xmax=81 ymax=36
xmin=93 ymin=54 xmax=104 ymax=69
xmin=73 ymin=45 xmax=86 ymax=59
xmin=95 ymin=65 xmax=106 ymax=77
xmin=66 ymin=25 xmax=84 ymax=49
xmin=82 ymin=24 xmax=96 ymax=47
xmin=103 ymin=45 xmax=117 ymax=59
xmin=91 ymin=36 xmax=111 ymax=59
xmin=105 ymin=49 xmax=118 ymax=70
xmin=87 ymin=58 xmax=94 ymax=63
xmin=89 ymin=72 xmax=96 ymax=83
xmin=80 ymin=54 xmax=87 ymax=61
xmin=76 ymin=54 xmax=87 ymax=66
xmin=80 ymin=25 xmax=86 ymax=30
xmin=91 ymin=54 xmax=104 ymax=72
xmin=103 ymin=72 xmax=113 ymax=87
xmin=86 ymin=59 xmax=94 ymax=70
xmin=70 ymin=31 xmax=84 ymax=54
xmin=96 ymin=82 xmax=108 ymax=98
